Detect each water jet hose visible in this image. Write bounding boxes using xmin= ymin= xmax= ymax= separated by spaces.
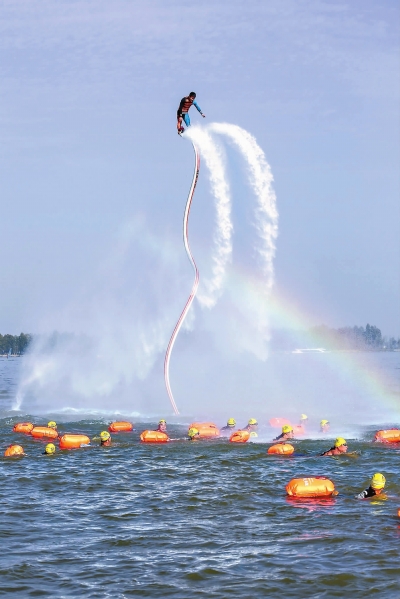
xmin=164 ymin=141 xmax=200 ymax=415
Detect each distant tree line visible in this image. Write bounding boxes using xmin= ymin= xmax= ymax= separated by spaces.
xmin=2 ymin=324 xmax=399 ymax=355
xmin=271 ymin=324 xmax=400 ymax=351
xmin=0 ymin=333 xmax=32 ymax=355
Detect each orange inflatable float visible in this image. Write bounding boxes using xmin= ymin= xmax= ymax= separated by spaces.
xmin=188 ymin=422 xmax=220 ymax=438
xmin=59 ymin=434 xmax=90 ymax=449
xmin=13 ymin=422 xmax=34 ymax=434
xmin=31 ymin=426 xmax=58 ymax=439
xmin=108 ymin=421 xmax=133 ymax=433
xmin=286 ymin=477 xmax=336 ymax=498
xmin=269 ymin=417 xmax=291 ymax=428
xmin=4 ymin=444 xmax=25 ymax=457
xmin=268 ymin=443 xmax=295 ymax=455
xmin=229 ymin=430 xmax=250 ymax=443
xmin=374 ymin=429 xmax=400 ymax=443
xmin=140 ymin=430 xmax=169 ymax=443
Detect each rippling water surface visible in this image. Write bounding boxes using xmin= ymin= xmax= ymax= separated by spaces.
xmin=1 ymin=356 xmax=400 ymax=598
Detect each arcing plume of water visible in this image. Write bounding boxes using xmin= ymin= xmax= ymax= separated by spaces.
xmin=209 ymin=123 xmax=278 ymax=293
xmin=15 ymin=123 xmax=280 ymax=416
xmin=183 ymin=126 xmax=233 ymax=308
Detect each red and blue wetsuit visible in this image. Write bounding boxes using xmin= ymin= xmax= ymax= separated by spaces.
xmin=177 ymin=96 xmax=203 ymax=127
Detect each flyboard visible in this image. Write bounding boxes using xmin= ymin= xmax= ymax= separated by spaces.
xmin=164 ymin=138 xmax=200 ymax=415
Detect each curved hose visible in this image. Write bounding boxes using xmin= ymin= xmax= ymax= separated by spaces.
xmin=164 ymin=141 xmax=200 ymax=415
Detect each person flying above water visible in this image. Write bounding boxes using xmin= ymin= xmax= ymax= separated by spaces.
xmin=177 ymin=92 xmax=205 ymax=134
xmin=355 ymin=473 xmax=386 ymax=499
xmin=320 ymin=437 xmax=348 ymax=456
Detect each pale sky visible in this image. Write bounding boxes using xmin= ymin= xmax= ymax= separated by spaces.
xmin=1 ymin=0 xmax=399 ymax=338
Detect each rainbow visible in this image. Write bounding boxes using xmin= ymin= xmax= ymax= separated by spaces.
xmin=226 ymin=264 xmax=400 ymax=418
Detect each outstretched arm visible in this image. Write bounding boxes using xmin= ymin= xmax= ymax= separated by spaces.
xmin=193 ymin=100 xmax=206 ymax=117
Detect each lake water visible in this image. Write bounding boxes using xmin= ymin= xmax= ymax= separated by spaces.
xmin=1 ymin=353 xmax=400 ymax=598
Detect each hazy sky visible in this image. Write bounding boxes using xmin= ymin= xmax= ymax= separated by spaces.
xmin=1 ymin=0 xmax=399 ymax=337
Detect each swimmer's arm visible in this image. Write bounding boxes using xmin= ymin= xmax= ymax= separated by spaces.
xmin=355 ymin=490 xmax=368 ymax=499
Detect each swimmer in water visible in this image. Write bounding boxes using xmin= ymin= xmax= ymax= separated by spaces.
xmin=241 ymin=419 xmax=258 ymax=437
xmin=320 ymin=437 xmax=348 ymax=456
xmin=47 ymin=421 xmax=61 ymax=439
xmin=300 ymin=414 xmax=308 ymax=426
xmin=243 ymin=418 xmax=258 ymax=432
xmin=188 ymin=427 xmax=200 ymax=441
xmin=44 ymin=443 xmax=56 ymax=455
xmin=320 ymin=420 xmax=330 ymax=433
xmin=355 ymin=473 xmax=386 ymax=499
xmin=220 ymin=418 xmax=236 ymax=436
xmin=100 ymin=431 xmax=112 ymax=446
xmin=273 ymin=424 xmax=294 ymax=442
xmin=157 ymin=419 xmax=167 ymax=433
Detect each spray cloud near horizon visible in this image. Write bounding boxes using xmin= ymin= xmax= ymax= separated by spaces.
xmin=15 ymin=122 xmax=281 ymax=416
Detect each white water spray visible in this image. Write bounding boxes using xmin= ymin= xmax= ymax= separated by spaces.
xmin=184 ymin=126 xmax=233 ymax=308
xmin=209 ymin=123 xmax=278 ymax=292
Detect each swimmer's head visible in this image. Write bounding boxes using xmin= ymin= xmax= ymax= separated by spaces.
xmin=334 ymin=437 xmax=347 ymax=448
xmin=100 ymin=431 xmax=111 ymax=441
xmin=320 ymin=420 xmax=330 ymax=429
xmin=47 ymin=421 xmax=57 ymax=429
xmin=248 ymin=418 xmax=258 ymax=426
xmin=227 ymin=418 xmax=236 ymax=427
xmin=188 ymin=427 xmax=200 ymax=439
xmin=249 ymin=431 xmax=258 ymax=438
xmin=44 ymin=443 xmax=56 ymax=455
xmin=158 ymin=419 xmax=167 ymax=424
xmin=300 ymin=414 xmax=308 ymax=421
xmin=282 ymin=424 xmax=293 ymax=434
xmin=371 ymin=473 xmax=386 ymax=490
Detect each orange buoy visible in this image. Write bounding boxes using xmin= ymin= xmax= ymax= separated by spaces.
xmin=108 ymin=421 xmax=133 ymax=433
xmin=286 ymin=477 xmax=336 ymax=498
xmin=140 ymin=430 xmax=169 ymax=443
xmin=229 ymin=430 xmax=250 ymax=443
xmin=374 ymin=429 xmax=400 ymax=443
xmin=397 ymin=508 xmax=400 ymax=518
xmin=13 ymin=422 xmax=34 ymax=434
xmin=269 ymin=417 xmax=291 ymax=428
xmin=4 ymin=444 xmax=25 ymax=457
xmin=292 ymin=425 xmax=305 ymax=436
xmin=59 ymin=434 xmax=90 ymax=450
xmin=31 ymin=426 xmax=59 ymax=439
xmin=268 ymin=443 xmax=295 ymax=455
xmin=188 ymin=422 xmax=220 ymax=438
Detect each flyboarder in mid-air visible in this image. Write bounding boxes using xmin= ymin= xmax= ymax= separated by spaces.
xmin=177 ymin=92 xmax=205 ymax=134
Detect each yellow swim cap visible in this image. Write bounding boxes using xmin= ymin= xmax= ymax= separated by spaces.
xmin=159 ymin=419 xmax=167 ymax=424
xmin=100 ymin=431 xmax=111 ymax=441
xmin=248 ymin=418 xmax=258 ymax=425
xmin=47 ymin=421 xmax=57 ymax=429
xmin=320 ymin=420 xmax=329 ymax=427
xmin=300 ymin=414 xmax=308 ymax=420
xmin=45 ymin=443 xmax=56 ymax=454
xmin=249 ymin=431 xmax=258 ymax=438
xmin=282 ymin=425 xmax=293 ymax=433
xmin=371 ymin=473 xmax=386 ymax=489
xmin=188 ymin=427 xmax=199 ymax=438
xmin=334 ymin=437 xmax=347 ymax=447
xmin=227 ymin=418 xmax=236 ymax=426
